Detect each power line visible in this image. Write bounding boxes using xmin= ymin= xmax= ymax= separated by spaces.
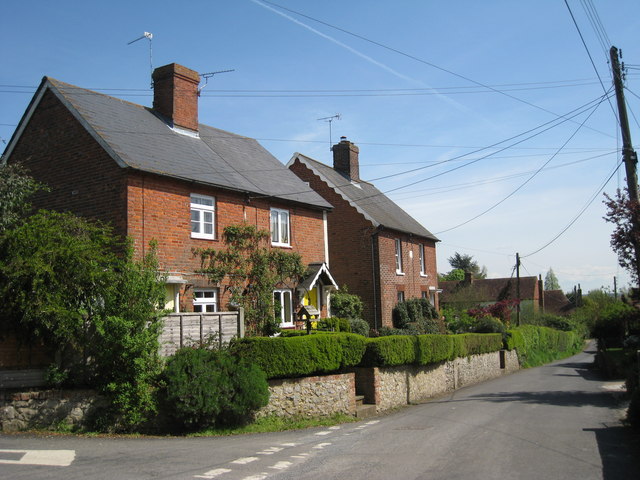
xmin=434 ymin=89 xmax=608 ymax=234
xmin=522 ymin=159 xmax=623 ymax=258
xmin=259 ymin=0 xmax=614 ymax=139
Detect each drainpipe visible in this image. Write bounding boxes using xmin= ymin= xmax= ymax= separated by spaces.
xmin=371 ymin=226 xmax=383 ymax=331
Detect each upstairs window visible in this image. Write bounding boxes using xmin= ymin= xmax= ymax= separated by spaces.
xmin=395 ymin=238 xmax=403 ymax=274
xmin=419 ymin=244 xmax=427 ymax=276
xmin=271 ymin=208 xmax=290 ymax=246
xmin=191 ymin=194 xmax=215 ymax=240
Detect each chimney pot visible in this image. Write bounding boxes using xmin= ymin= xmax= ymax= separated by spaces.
xmin=152 ymin=63 xmax=200 ymax=131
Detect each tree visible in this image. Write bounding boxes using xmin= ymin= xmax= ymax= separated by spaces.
xmin=603 ymin=188 xmax=640 ymax=286
xmin=197 ymin=224 xmax=306 ymax=336
xmin=448 ymin=252 xmax=487 ymax=279
xmin=0 ymin=162 xmax=45 ymax=233
xmin=439 ymin=268 xmax=465 ymax=282
xmin=0 ymin=210 xmax=167 ymax=431
xmin=544 ymin=268 xmax=561 ymax=290
xmin=330 ymin=285 xmax=364 ymax=320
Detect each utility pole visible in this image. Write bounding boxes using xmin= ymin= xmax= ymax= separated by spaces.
xmin=614 ymin=276 xmax=618 ymax=300
xmin=516 ymin=253 xmax=521 ymax=326
xmin=610 ymin=46 xmax=640 ymax=285
xmin=610 ymin=46 xmax=639 ymax=202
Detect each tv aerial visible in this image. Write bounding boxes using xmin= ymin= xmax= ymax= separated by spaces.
xmin=198 ymin=69 xmax=236 ymax=96
xmin=317 ymin=114 xmax=341 ymax=150
xmin=127 ymin=32 xmax=154 ymax=88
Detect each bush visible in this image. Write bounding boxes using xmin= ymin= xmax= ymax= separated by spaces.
xmin=471 ymin=316 xmax=506 ymax=335
xmin=505 ymin=325 xmax=583 ymax=368
xmin=317 ymin=317 xmax=351 ymax=332
xmin=232 ymin=333 xmax=367 ymax=378
xmin=349 ymin=318 xmax=370 ymax=337
xmin=360 ymin=333 xmax=503 ymax=367
xmin=392 ymin=298 xmax=443 ymax=333
xmin=330 ymin=287 xmax=364 ymax=319
xmin=163 ymin=347 xmax=269 ymax=431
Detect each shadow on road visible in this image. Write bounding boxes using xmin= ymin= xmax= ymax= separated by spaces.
xmin=584 ymin=426 xmax=640 ymax=479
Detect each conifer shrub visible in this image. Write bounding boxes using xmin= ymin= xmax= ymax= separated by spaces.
xmin=349 ymin=318 xmax=370 ymax=337
xmin=317 ymin=317 xmax=351 ymax=332
xmin=162 ymin=347 xmax=269 ymax=432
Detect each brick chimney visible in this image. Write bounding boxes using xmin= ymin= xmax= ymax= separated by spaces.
xmin=332 ymin=136 xmax=360 ymax=181
xmin=152 ymin=63 xmax=200 ymax=131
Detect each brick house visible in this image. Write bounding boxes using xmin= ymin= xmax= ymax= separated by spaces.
xmin=2 ymin=63 xmax=337 ymax=328
xmin=439 ymin=274 xmax=546 ymax=320
xmin=288 ymin=137 xmax=440 ymax=330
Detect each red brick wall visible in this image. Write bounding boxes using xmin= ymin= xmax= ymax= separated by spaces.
xmin=289 ymin=158 xmax=439 ymax=328
xmin=6 ymin=89 xmax=128 ymax=236
xmin=377 ymin=231 xmax=438 ymax=326
xmin=125 ymin=171 xmax=326 ymax=311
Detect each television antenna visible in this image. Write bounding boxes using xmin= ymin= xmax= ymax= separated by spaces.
xmin=317 ymin=114 xmax=341 ymax=150
xmin=198 ymin=69 xmax=235 ymax=95
xmin=127 ymin=32 xmax=154 ymax=88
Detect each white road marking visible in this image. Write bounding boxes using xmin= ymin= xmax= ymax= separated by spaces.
xmin=269 ymin=461 xmax=292 ymax=470
xmin=315 ymin=430 xmax=331 ymax=436
xmin=328 ymin=426 xmax=341 ymax=430
xmin=242 ymin=474 xmax=268 ymax=480
xmin=312 ymin=442 xmax=332 ymax=449
xmin=231 ymin=456 xmax=258 ymax=464
xmin=194 ymin=468 xmax=232 ymax=479
xmin=366 ymin=420 xmax=380 ymax=425
xmin=280 ymin=442 xmax=297 ymax=447
xmin=257 ymin=446 xmax=283 ymax=455
xmin=0 ymin=449 xmax=75 ymax=467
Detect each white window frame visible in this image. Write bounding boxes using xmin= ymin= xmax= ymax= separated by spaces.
xmin=270 ymin=208 xmax=290 ymax=247
xmin=419 ymin=243 xmax=427 ymax=277
xmin=193 ymin=288 xmax=218 ymax=312
xmin=395 ymin=238 xmax=404 ymax=274
xmin=191 ymin=194 xmax=215 ymax=240
xmin=274 ymin=288 xmax=294 ymax=327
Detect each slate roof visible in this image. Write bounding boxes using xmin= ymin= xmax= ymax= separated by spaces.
xmin=543 ymin=290 xmax=575 ymax=316
xmin=289 ymin=153 xmax=439 ymax=241
xmin=6 ymin=77 xmax=331 ymax=210
xmin=439 ymin=276 xmax=539 ymax=304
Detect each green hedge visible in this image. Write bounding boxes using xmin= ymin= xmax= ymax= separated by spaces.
xmin=232 ymin=333 xmax=367 ymax=379
xmin=505 ymin=325 xmax=583 ymax=368
xmin=360 ymin=333 xmax=503 ymax=367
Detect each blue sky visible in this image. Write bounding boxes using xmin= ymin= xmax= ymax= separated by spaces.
xmin=2 ymin=0 xmax=640 ymax=293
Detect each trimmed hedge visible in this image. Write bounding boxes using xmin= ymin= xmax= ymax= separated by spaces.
xmin=360 ymin=333 xmax=503 ymax=367
xmin=505 ymin=325 xmax=583 ymax=368
xmin=232 ymin=333 xmax=367 ymax=379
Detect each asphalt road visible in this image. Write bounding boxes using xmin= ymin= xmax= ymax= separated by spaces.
xmin=1 ymin=344 xmax=639 ymax=480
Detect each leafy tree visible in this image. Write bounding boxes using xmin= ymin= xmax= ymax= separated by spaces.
xmin=0 ymin=210 xmax=117 ymax=349
xmin=330 ymin=285 xmax=364 ymax=320
xmin=0 ymin=210 xmax=167 ymax=431
xmin=603 ymin=188 xmax=640 ymax=285
xmin=0 ymin=162 xmax=45 ymax=233
xmin=544 ymin=268 xmax=561 ymax=290
xmin=198 ymin=224 xmax=305 ymax=336
xmin=439 ymin=268 xmax=465 ymax=282
xmin=447 ymin=252 xmax=487 ymax=279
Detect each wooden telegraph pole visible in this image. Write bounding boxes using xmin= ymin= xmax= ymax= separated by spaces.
xmin=610 ymin=46 xmax=640 ymax=284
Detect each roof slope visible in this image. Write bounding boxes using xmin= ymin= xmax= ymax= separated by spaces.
xmin=7 ymin=78 xmax=331 ymax=210
xmin=291 ymin=153 xmax=438 ymax=241
xmin=440 ymin=276 xmax=539 ymax=303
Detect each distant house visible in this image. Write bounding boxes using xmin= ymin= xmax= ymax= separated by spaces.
xmin=288 ymin=137 xmax=440 ymax=330
xmin=3 ymin=63 xmax=337 ymax=327
xmin=439 ymin=273 xmax=545 ymax=319
xmin=542 ymin=290 xmax=575 ymax=316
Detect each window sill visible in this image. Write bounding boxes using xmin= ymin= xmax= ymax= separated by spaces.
xmin=396 ymin=271 xmax=405 ymax=276
xmin=191 ymin=234 xmax=216 ymax=241
xmin=420 ymin=273 xmax=429 ymax=278
xmin=272 ymin=243 xmax=292 ymax=249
